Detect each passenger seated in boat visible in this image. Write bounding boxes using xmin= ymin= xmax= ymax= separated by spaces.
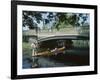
xmin=50 ymin=46 xmax=65 ymax=55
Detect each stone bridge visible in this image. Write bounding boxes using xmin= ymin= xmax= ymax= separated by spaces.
xmin=38 ymin=35 xmax=89 ymax=42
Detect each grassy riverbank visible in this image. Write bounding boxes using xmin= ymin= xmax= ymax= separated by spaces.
xmin=22 ymin=42 xmax=32 ymax=56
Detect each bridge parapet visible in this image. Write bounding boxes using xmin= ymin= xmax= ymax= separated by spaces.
xmin=38 ymin=35 xmax=89 ymax=43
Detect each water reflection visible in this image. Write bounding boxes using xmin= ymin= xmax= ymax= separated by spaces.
xmin=23 ymin=47 xmax=89 ymax=69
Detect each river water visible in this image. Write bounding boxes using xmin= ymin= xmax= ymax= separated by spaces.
xmin=23 ymin=48 xmax=89 ymax=69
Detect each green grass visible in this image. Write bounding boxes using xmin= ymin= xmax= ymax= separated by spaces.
xmin=22 ymin=42 xmax=32 ymax=56
xmin=72 ymin=40 xmax=89 ymax=48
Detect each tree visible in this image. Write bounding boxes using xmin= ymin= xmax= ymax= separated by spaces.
xmin=55 ymin=13 xmax=66 ymax=30
xmin=54 ymin=13 xmax=89 ymax=31
xmin=23 ymin=11 xmax=42 ymax=29
xmin=23 ymin=11 xmax=89 ymax=33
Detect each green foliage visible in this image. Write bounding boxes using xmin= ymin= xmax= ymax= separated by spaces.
xmin=23 ymin=11 xmax=89 ymax=31
xmin=23 ymin=11 xmax=42 ymax=29
xmin=22 ymin=42 xmax=32 ymax=56
xmin=72 ymin=40 xmax=89 ymax=48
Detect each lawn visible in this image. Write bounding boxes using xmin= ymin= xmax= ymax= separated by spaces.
xmin=22 ymin=42 xmax=32 ymax=56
